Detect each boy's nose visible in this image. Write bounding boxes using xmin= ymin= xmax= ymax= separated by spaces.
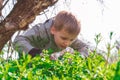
xmin=64 ymin=41 xmax=70 ymax=47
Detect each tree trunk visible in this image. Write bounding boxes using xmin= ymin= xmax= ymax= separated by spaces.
xmin=0 ymin=0 xmax=58 ymax=51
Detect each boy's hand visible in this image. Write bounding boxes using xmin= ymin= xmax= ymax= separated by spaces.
xmin=28 ymin=48 xmax=42 ymax=57
xmin=50 ymin=47 xmax=74 ymax=60
xmin=50 ymin=52 xmax=61 ymax=60
xmin=63 ymin=47 xmax=74 ymax=54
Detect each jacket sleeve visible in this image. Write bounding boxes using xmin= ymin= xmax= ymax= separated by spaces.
xmin=71 ymin=37 xmax=105 ymax=58
xmin=71 ymin=38 xmax=90 ymax=57
xmin=13 ymin=24 xmax=42 ymax=54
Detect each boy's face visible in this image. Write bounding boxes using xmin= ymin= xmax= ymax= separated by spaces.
xmin=50 ymin=26 xmax=77 ymax=49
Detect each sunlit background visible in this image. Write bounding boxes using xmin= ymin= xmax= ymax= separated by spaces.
xmin=70 ymin=0 xmax=120 ymax=49
xmin=70 ymin=0 xmax=120 ymax=43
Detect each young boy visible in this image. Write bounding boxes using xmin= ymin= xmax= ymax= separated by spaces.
xmin=13 ymin=11 xmax=90 ymax=59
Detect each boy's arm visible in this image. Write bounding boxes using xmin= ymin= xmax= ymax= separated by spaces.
xmin=71 ymin=38 xmax=90 ymax=58
xmin=71 ymin=38 xmax=105 ymax=58
xmin=13 ymin=25 xmax=42 ymax=57
xmin=13 ymin=35 xmax=34 ymax=54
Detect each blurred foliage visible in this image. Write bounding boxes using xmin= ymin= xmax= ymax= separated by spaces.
xmin=0 ymin=49 xmax=120 ymax=80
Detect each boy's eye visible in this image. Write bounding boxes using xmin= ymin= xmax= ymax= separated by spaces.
xmin=61 ymin=37 xmax=74 ymax=41
xmin=61 ymin=37 xmax=67 ymax=40
xmin=70 ymin=39 xmax=74 ymax=41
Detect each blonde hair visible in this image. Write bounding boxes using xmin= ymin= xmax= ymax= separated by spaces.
xmin=53 ymin=11 xmax=81 ymax=35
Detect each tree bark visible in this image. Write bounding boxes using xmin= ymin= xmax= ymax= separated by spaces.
xmin=0 ymin=0 xmax=58 ymax=51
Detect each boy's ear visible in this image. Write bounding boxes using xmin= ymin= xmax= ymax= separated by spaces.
xmin=50 ymin=26 xmax=56 ymax=34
